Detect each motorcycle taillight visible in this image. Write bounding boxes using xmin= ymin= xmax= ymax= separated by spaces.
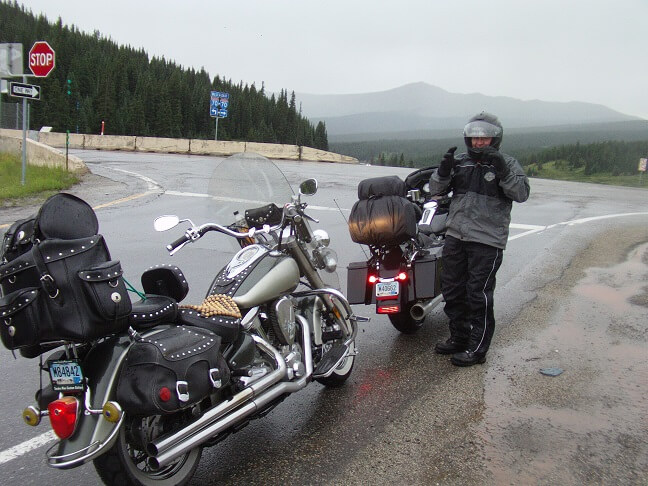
xmin=48 ymin=396 xmax=80 ymax=439
xmin=368 ymin=275 xmax=378 ymax=284
xmin=395 ymin=272 xmax=408 ymax=282
xmin=377 ymin=304 xmax=400 ymax=314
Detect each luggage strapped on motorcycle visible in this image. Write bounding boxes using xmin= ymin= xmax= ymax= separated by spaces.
xmin=0 ymin=193 xmax=132 ymax=353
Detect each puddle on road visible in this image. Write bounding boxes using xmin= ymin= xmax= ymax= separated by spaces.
xmin=479 ymin=242 xmax=648 ymax=484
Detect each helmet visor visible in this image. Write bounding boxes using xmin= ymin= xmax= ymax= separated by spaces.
xmin=463 ymin=120 xmax=502 ymax=138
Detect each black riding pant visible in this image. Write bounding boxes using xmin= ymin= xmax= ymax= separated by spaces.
xmin=441 ymin=235 xmax=503 ymax=353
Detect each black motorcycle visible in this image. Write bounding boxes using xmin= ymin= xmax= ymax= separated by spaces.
xmin=346 ymin=167 xmax=450 ymax=333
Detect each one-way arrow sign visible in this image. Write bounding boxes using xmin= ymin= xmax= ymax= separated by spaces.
xmin=9 ymin=81 xmax=41 ymax=100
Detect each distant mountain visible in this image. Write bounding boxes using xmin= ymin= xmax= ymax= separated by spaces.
xmin=295 ymin=82 xmax=641 ymax=141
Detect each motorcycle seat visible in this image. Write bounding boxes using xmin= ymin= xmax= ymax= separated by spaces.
xmin=177 ymin=308 xmax=241 ymax=343
xmin=130 ymin=294 xmax=178 ymax=330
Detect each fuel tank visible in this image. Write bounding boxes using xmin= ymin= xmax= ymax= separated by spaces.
xmin=207 ymin=245 xmax=300 ymax=308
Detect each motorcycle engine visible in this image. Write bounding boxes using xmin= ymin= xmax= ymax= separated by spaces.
xmin=268 ymin=296 xmax=296 ymax=345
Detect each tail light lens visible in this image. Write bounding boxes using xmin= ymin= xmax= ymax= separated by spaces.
xmin=368 ymin=275 xmax=378 ymax=284
xmin=377 ymin=304 xmax=401 ymax=314
xmin=395 ymin=272 xmax=408 ymax=281
xmin=48 ymin=396 xmax=80 ymax=439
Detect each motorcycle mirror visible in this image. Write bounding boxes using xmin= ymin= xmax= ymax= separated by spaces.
xmin=299 ymin=178 xmax=318 ymax=196
xmin=154 ymin=215 xmax=180 ymax=232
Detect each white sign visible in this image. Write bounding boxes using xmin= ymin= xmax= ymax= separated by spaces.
xmin=639 ymin=158 xmax=647 ymax=172
xmin=0 ymin=43 xmax=23 ymax=77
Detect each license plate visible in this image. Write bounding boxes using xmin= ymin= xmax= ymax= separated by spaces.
xmin=49 ymin=360 xmax=84 ymax=392
xmin=376 ymin=281 xmax=399 ymax=298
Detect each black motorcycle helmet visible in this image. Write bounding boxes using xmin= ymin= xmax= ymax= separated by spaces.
xmin=463 ymin=111 xmax=503 ymax=158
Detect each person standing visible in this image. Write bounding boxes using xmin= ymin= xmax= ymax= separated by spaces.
xmin=429 ymin=112 xmax=530 ymax=366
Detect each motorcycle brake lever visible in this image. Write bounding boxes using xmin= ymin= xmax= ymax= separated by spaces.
xmin=302 ymin=211 xmax=319 ymax=224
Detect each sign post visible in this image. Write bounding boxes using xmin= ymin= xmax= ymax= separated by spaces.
xmin=210 ymin=91 xmax=229 ymax=141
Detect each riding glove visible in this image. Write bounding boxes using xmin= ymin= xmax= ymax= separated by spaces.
xmin=437 ymin=146 xmax=457 ymax=177
xmin=482 ymin=146 xmax=510 ymax=178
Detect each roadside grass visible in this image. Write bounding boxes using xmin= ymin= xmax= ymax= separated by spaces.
xmin=0 ymin=152 xmax=79 ymax=205
xmin=526 ymin=160 xmax=648 ymax=188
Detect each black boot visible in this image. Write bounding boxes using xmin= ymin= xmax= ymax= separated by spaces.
xmin=435 ymin=338 xmax=468 ymax=355
xmin=450 ymin=350 xmax=486 ymax=366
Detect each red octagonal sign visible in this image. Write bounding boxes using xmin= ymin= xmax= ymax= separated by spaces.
xmin=29 ymin=41 xmax=56 ymax=77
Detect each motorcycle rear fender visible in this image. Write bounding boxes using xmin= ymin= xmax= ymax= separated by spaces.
xmin=47 ymin=328 xmax=164 ymax=468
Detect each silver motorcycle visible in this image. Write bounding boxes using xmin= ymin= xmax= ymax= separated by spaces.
xmin=21 ymin=153 xmax=360 ymax=486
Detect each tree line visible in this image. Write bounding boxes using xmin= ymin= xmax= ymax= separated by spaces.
xmin=519 ymin=140 xmax=648 ymax=176
xmin=333 ymin=132 xmax=648 ymax=175
xmin=0 ymin=1 xmax=329 ymax=149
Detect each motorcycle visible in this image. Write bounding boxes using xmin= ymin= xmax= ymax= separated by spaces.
xmin=346 ymin=167 xmax=450 ymax=334
xmin=3 ymin=152 xmax=361 ymax=486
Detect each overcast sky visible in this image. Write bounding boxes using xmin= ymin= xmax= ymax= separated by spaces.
xmin=16 ymin=0 xmax=648 ymax=119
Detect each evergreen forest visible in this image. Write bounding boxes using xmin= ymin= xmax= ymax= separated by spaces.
xmin=0 ymin=1 xmax=329 ymax=149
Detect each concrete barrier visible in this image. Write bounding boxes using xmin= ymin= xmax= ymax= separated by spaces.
xmin=301 ymin=146 xmax=358 ymax=164
xmin=245 ymin=142 xmax=300 ymax=160
xmin=0 ymin=129 xmax=87 ymax=173
xmin=86 ymin=134 xmax=136 ymax=151
xmin=9 ymin=130 xmax=358 ymax=164
xmin=189 ymin=139 xmax=246 ymax=156
xmin=135 ymin=136 xmax=189 ymax=153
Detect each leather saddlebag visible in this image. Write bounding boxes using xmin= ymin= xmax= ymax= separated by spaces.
xmin=116 ymin=325 xmax=230 ymax=415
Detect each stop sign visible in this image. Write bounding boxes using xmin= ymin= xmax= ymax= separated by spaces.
xmin=29 ymin=41 xmax=56 ymax=77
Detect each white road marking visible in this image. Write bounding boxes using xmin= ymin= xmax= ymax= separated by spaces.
xmin=0 ymin=431 xmax=56 ymax=465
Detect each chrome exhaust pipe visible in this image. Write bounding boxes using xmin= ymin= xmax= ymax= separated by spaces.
xmin=149 ymin=320 xmax=313 ymax=464
xmin=150 ymin=375 xmax=310 ymax=470
xmin=148 ymin=335 xmax=286 ymax=457
xmin=409 ymin=294 xmax=444 ymax=321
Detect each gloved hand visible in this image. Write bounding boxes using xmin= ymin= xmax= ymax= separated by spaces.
xmin=482 ymin=146 xmax=509 ymax=177
xmin=437 ymin=146 xmax=457 ymax=177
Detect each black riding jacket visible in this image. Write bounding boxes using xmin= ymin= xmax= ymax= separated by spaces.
xmin=429 ymin=151 xmax=530 ymax=249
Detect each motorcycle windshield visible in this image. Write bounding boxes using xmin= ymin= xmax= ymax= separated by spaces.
xmin=207 ymin=152 xmax=294 ymax=224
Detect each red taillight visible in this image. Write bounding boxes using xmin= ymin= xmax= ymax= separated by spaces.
xmin=368 ymin=275 xmax=378 ymax=284
xmin=48 ymin=397 xmax=80 ymax=439
xmin=395 ymin=272 xmax=408 ymax=281
xmin=377 ymin=304 xmax=401 ymax=314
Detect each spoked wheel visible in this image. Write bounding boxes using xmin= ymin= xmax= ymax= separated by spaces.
xmin=388 ymin=303 xmax=424 ymax=334
xmin=94 ymin=414 xmax=202 ymax=486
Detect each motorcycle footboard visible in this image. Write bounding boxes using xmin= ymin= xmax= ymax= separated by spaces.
xmin=313 ymin=343 xmax=349 ymax=378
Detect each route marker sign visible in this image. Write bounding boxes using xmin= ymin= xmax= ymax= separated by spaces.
xmin=9 ymin=81 xmax=40 ymax=100
xmin=210 ymin=91 xmax=229 ymax=118
xmin=28 ymin=41 xmax=55 ymax=77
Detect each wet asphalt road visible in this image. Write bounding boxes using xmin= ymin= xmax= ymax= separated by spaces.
xmin=0 ymin=150 xmax=646 ymax=485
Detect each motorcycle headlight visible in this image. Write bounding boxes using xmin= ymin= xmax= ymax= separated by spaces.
xmin=312 ymin=229 xmax=330 ymax=247
xmin=318 ymin=247 xmax=337 ymax=273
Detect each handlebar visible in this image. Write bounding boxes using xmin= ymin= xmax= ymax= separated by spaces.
xmin=166 ymin=234 xmax=190 ymax=252
xmin=162 ymin=201 xmax=318 ymax=255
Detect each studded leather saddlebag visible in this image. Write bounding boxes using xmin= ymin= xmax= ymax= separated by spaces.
xmin=116 ymin=325 xmax=230 ymax=415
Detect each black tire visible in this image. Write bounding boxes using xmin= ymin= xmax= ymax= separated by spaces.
xmin=388 ymin=304 xmax=424 ymax=334
xmin=94 ymin=414 xmax=202 ymax=486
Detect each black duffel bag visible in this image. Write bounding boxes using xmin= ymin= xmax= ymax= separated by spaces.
xmin=116 ymin=325 xmax=230 ymax=415
xmin=348 ymin=195 xmax=419 ymax=247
